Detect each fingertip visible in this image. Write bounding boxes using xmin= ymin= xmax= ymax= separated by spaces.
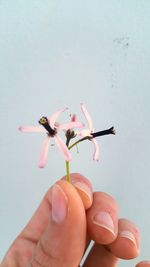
xmin=109 ymin=218 xmax=140 ymax=259
xmin=136 ymin=261 xmax=150 ymax=267
xmin=61 ymin=173 xmax=93 ymax=210
xmin=86 ymin=192 xmax=118 ymax=245
xmin=72 ymin=180 xmax=93 ymax=210
xmin=56 ymin=179 xmax=86 ymax=219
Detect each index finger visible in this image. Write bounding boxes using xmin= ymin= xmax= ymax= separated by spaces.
xmin=62 ymin=173 xmax=93 ymax=210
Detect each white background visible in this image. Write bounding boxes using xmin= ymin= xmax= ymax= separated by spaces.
xmin=0 ymin=1 xmax=150 ymax=266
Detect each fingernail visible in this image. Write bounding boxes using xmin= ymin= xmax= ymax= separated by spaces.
xmin=73 ymin=181 xmax=92 ymax=203
xmin=93 ymin=211 xmax=115 ymax=235
xmin=51 ymin=184 xmax=68 ymax=224
xmin=119 ymin=230 xmax=137 ymax=247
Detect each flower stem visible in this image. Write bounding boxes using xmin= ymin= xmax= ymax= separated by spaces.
xmin=65 ymin=138 xmax=87 ymax=183
xmin=65 ymin=137 xmax=88 ymax=182
xmin=65 ymin=161 xmax=71 ymax=183
xmin=68 ymin=137 xmax=88 ymax=150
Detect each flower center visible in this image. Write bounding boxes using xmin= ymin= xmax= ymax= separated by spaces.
xmin=39 ymin=116 xmax=57 ymax=137
xmin=65 ymin=129 xmax=76 ymax=147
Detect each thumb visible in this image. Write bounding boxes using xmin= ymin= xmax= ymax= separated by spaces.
xmin=30 ymin=180 xmax=87 ymax=267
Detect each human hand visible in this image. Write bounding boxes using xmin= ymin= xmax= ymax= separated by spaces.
xmin=1 ymin=173 xmax=149 ymax=267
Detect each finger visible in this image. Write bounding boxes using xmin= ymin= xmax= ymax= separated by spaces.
xmin=108 ymin=218 xmax=140 ymax=259
xmin=83 ymin=243 xmax=119 ymax=267
xmin=19 ymin=173 xmax=92 ymax=244
xmin=82 ymin=218 xmax=140 ymax=266
xmin=62 ymin=173 xmax=93 ymax=209
xmin=86 ymin=192 xmax=119 ymax=244
xmin=67 ymin=174 xmax=93 ymax=253
xmin=136 ymin=261 xmax=150 ymax=267
xmin=30 ymin=180 xmax=87 ymax=267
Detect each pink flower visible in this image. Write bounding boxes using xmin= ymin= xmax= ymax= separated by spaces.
xmin=78 ymin=104 xmax=115 ymax=161
xmin=19 ymin=107 xmax=83 ymax=168
xmin=79 ymin=104 xmax=100 ymax=161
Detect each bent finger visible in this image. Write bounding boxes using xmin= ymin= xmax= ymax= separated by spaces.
xmin=86 ymin=191 xmax=119 ymax=244
xmin=108 ymin=218 xmax=140 ymax=259
xmin=83 ymin=243 xmax=119 ymax=267
xmin=82 ymin=218 xmax=140 ymax=267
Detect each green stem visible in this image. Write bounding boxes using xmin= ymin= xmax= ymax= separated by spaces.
xmin=68 ymin=137 xmax=88 ymax=150
xmin=65 ymin=161 xmax=71 ymax=183
xmin=65 ymin=137 xmax=88 ymax=183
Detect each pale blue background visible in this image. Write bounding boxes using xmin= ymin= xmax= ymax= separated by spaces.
xmin=0 ymin=1 xmax=150 ymax=266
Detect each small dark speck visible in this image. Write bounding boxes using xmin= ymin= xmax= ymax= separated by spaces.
xmin=113 ymin=37 xmax=130 ymax=49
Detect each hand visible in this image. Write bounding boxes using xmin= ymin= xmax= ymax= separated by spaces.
xmin=1 ymin=173 xmax=149 ymax=267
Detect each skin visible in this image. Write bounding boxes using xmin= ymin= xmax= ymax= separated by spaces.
xmin=0 ymin=173 xmax=149 ymax=267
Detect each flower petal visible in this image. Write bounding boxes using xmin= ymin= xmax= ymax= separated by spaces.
xmin=54 ymin=135 xmax=72 ymax=161
xmin=19 ymin=126 xmax=46 ymax=133
xmin=59 ymin=121 xmax=84 ymax=130
xmin=91 ymin=138 xmax=100 ymax=161
xmin=38 ymin=136 xmax=51 ymax=168
xmin=48 ymin=107 xmax=68 ymax=129
xmin=78 ymin=129 xmax=91 ymax=137
xmin=81 ymin=103 xmax=93 ymax=130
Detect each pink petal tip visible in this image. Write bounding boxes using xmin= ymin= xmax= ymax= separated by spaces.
xmin=81 ymin=103 xmax=93 ymax=130
xmin=38 ymin=137 xmax=51 ymax=168
xmin=92 ymin=139 xmax=100 ymax=161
